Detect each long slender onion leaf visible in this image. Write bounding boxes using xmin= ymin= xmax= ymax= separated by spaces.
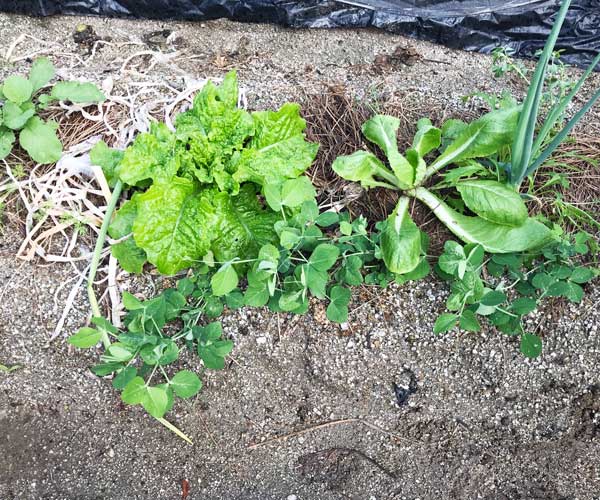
xmin=531 ymin=51 xmax=600 ymax=159
xmin=510 ymin=0 xmax=572 ymax=186
xmin=525 ymin=86 xmax=600 ymax=177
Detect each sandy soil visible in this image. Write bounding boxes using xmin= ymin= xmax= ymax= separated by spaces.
xmin=0 ymin=12 xmax=599 ymax=500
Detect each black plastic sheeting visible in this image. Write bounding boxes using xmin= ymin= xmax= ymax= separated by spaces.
xmin=1 ymin=0 xmax=599 ymax=69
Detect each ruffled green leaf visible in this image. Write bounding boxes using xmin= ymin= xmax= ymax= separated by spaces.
xmin=208 ymin=184 xmax=279 ymax=263
xmin=133 ymin=177 xmax=213 ymax=274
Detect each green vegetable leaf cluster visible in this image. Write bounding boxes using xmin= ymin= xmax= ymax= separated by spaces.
xmin=0 ymin=57 xmax=105 ymax=164
xmin=93 ymin=71 xmax=318 ymax=275
xmin=332 ymin=107 xmax=554 ymax=265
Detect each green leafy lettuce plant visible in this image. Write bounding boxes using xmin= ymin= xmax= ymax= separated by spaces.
xmin=91 ymin=70 xmax=318 ymax=275
xmin=0 ymin=57 xmax=105 ymax=163
xmin=433 ymin=232 xmax=598 ymax=357
xmin=332 ymin=110 xmax=555 ymax=277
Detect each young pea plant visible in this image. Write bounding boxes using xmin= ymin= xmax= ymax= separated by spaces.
xmin=0 ymin=57 xmax=105 ymax=163
xmin=433 ymin=232 xmax=598 ymax=357
xmin=68 ymin=279 xmax=233 ymax=436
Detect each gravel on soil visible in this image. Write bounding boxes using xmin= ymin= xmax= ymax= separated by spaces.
xmin=0 ymin=12 xmax=599 ymax=500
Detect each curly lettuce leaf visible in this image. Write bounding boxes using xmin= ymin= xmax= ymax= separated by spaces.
xmin=133 ymin=177 xmax=213 ymax=274
xmin=232 ymin=103 xmax=318 ymax=186
xmin=175 ymin=70 xmax=253 ymax=157
xmin=208 ymin=184 xmax=279 ymax=262
xmin=108 ymin=196 xmax=147 ymax=273
xmin=117 ymin=123 xmax=182 ymax=186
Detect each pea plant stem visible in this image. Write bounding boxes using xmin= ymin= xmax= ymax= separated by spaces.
xmin=87 ymin=180 xmax=123 ymax=349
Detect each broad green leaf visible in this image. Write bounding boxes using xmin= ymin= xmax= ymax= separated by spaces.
xmin=511 ymin=297 xmax=538 ymax=315
xmin=520 ymin=333 xmax=542 ymax=358
xmin=142 ymin=386 xmax=169 ymax=418
xmin=90 ymin=140 xmax=124 ymax=187
xmin=140 ymin=339 xmax=179 ymax=366
xmin=459 ymin=310 xmax=481 ymax=332
xmin=244 ymin=283 xmax=270 ymax=306
xmin=132 ymin=177 xmax=212 ymax=274
xmin=547 ymin=280 xmax=583 ymax=303
xmin=108 ymin=197 xmax=147 ymax=274
xmin=105 ymin=343 xmax=135 ymax=363
xmin=51 ymin=81 xmax=105 ymax=103
xmin=121 ymin=377 xmax=147 ymax=404
xmin=2 ymin=101 xmax=35 ymax=130
xmin=280 ymin=176 xmax=316 ymax=207
xmin=225 ymin=290 xmax=245 ymax=309
xmin=447 ymin=271 xmax=484 ymax=310
xmin=68 ymin=327 xmax=102 ymax=348
xmin=569 ymin=267 xmax=596 ymax=284
xmin=362 ymin=114 xmax=400 ymax=158
xmin=480 ymin=290 xmax=507 ymax=307
xmin=198 ymin=339 xmax=233 ymax=370
xmin=433 ymin=313 xmax=457 ymax=334
xmin=0 ymin=127 xmax=15 ymax=159
xmin=309 ymin=243 xmax=340 ymax=272
xmin=326 ymin=286 xmax=351 ymax=323
xmin=380 ymin=197 xmax=421 ymax=274
xmin=438 ymin=240 xmax=467 ymax=278
xmin=361 ymin=114 xmax=413 ymax=186
xmin=211 ymin=263 xmax=239 ymax=296
xmin=19 ymin=117 xmax=62 ymax=164
xmin=208 ymin=184 xmax=279 ymax=263
xmin=170 ymin=370 xmax=202 ymax=398
xmin=2 ymin=75 xmax=33 ymax=104
xmin=332 ymin=150 xmax=400 ymax=189
xmin=456 ymin=180 xmax=528 ymax=227
xmin=428 ymin=106 xmax=520 ymax=174
xmin=112 ymin=366 xmax=137 ymax=390
xmin=305 ymin=265 xmax=328 ymax=298
xmin=339 ymin=221 xmax=352 ymax=236
xmin=122 ymin=290 xmax=143 ymax=310
xmin=29 ymin=57 xmax=55 ymax=92
xmin=315 ymin=211 xmax=339 ymax=227
xmin=415 ymin=187 xmax=553 ymax=253
xmin=412 ymin=118 xmax=441 ymax=157
xmin=265 ymin=176 xmax=316 ymax=211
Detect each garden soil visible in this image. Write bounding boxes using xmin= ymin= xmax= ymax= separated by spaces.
xmin=1 ymin=14 xmax=600 ymax=500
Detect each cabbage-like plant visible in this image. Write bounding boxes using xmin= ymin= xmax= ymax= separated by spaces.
xmin=332 ymin=110 xmax=554 ymax=275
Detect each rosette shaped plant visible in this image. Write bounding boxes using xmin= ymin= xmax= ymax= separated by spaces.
xmin=332 ymin=109 xmax=554 ymax=276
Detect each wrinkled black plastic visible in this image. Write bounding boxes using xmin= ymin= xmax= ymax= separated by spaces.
xmin=0 ymin=0 xmax=598 ymax=69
